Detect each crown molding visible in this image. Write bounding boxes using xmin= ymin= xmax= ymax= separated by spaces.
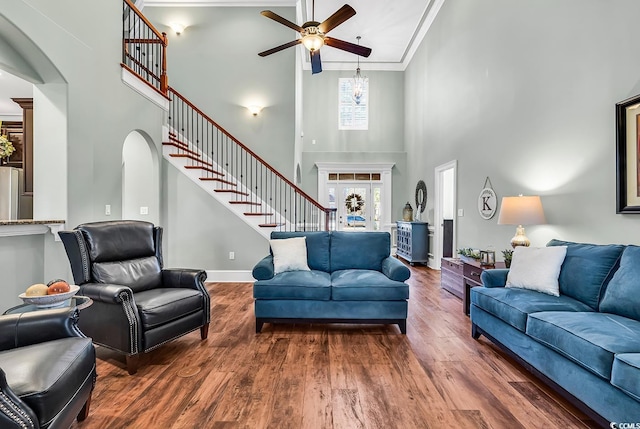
xmin=145 ymin=0 xmax=295 ymax=6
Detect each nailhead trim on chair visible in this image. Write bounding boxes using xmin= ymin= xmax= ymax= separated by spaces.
xmin=0 ymin=391 xmax=35 ymax=429
xmin=72 ymin=230 xmax=91 ymax=284
xmin=119 ymin=292 xmax=139 ymax=354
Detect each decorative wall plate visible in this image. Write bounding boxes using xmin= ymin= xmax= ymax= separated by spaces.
xmin=478 ymin=177 xmax=497 ymax=220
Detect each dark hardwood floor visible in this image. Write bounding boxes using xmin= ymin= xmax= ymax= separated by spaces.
xmin=71 ymin=264 xmax=597 ymax=428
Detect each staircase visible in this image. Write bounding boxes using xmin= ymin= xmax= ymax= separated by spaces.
xmin=122 ymin=0 xmax=335 ymax=238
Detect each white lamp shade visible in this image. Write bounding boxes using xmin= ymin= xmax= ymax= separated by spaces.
xmin=497 ymin=195 xmax=546 ymax=225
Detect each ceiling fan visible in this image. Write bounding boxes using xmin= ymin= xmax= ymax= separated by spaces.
xmin=258 ymin=2 xmax=372 ymax=74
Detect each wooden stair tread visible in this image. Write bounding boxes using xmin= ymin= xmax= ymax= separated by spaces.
xmin=184 ymin=165 xmax=223 ymax=175
xmin=229 ymin=201 xmax=261 ymax=205
xmin=259 ymin=223 xmax=285 ymax=228
xmin=214 ymin=189 xmax=249 ymax=196
xmin=169 ymin=153 xmax=213 ymax=167
xmin=199 ymin=177 xmax=236 ymax=186
xmin=243 ymin=212 xmax=273 ymax=216
xmin=163 ymin=142 xmax=199 ymax=157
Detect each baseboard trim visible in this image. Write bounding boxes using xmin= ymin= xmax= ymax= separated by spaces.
xmin=205 ymin=270 xmax=254 ymax=283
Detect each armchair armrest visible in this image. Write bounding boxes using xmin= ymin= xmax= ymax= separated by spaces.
xmin=252 ymin=255 xmax=274 ymax=280
xmin=382 ymin=257 xmax=411 ymax=282
xmin=79 ymin=283 xmax=133 ymax=304
xmin=0 ymin=368 xmax=39 ymax=429
xmin=162 ymin=269 xmax=207 ymax=291
xmin=480 ymin=269 xmax=509 ymax=288
xmin=0 ymin=307 xmax=83 ymax=352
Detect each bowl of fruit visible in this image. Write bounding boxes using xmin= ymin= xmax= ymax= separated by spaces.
xmin=18 ymin=279 xmax=80 ymax=308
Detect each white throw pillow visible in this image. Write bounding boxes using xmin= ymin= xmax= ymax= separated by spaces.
xmin=270 ymin=237 xmax=311 ymax=274
xmin=505 ymin=246 xmax=567 ymax=296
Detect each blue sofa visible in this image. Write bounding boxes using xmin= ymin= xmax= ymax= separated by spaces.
xmin=252 ymin=231 xmax=410 ymax=333
xmin=471 ymin=239 xmax=640 ymax=426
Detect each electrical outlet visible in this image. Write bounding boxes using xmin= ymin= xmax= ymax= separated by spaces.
xmin=140 ymin=206 xmax=149 ymax=215
xmin=105 ymin=205 xmax=111 ymax=216
xmin=229 ymin=251 xmax=235 ymax=260
xmin=457 ymin=209 xmax=464 ymax=217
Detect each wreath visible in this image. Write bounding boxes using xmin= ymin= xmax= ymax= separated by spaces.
xmin=345 ymin=193 xmax=364 ymax=212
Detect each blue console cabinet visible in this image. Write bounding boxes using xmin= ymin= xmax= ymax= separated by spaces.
xmin=395 ymin=221 xmax=429 ymax=265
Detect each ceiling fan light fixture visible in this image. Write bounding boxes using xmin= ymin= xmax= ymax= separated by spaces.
xmin=301 ymin=30 xmax=324 ymax=52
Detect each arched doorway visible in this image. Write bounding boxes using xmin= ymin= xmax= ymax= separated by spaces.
xmin=122 ymin=130 xmax=159 ymax=224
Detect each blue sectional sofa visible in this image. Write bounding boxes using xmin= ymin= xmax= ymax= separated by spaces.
xmin=471 ymin=239 xmax=640 ymax=426
xmin=252 ymin=231 xmax=411 ymax=333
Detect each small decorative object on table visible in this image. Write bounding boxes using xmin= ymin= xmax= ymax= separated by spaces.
xmin=480 ymin=250 xmax=495 ymax=266
xmin=501 ymin=249 xmax=513 ymax=268
xmin=402 ymin=202 xmax=414 ymax=221
xmin=19 ymin=279 xmax=79 ymax=308
xmin=457 ymin=247 xmax=481 ymax=262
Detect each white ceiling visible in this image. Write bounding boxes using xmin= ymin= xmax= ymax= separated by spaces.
xmin=145 ymin=0 xmax=444 ymax=70
xmin=0 ymin=0 xmax=442 ymax=117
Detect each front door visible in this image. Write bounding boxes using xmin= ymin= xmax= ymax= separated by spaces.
xmin=331 ymin=183 xmax=382 ymax=231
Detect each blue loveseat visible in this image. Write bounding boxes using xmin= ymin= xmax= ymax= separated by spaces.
xmin=471 ymin=239 xmax=640 ymax=426
xmin=252 ymin=231 xmax=410 ymax=333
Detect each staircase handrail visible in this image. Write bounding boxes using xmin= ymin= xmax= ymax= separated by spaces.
xmin=168 ymin=86 xmax=331 ymax=213
xmin=122 ymin=0 xmax=168 ymax=95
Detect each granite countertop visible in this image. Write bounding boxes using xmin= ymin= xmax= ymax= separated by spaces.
xmin=0 ymin=220 xmax=65 ymax=225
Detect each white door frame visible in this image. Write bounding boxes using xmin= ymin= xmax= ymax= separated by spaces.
xmin=316 ymin=162 xmax=394 ymax=233
xmin=433 ymin=160 xmax=457 ymax=270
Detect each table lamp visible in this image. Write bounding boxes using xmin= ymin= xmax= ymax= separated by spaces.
xmin=497 ymin=195 xmax=546 ymax=248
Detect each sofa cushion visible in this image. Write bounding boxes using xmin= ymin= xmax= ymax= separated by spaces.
xmin=135 ymin=288 xmax=205 ymax=329
xmin=505 ymin=246 xmax=567 ymax=296
xmin=253 ymin=270 xmax=331 ymax=300
xmin=330 ymin=232 xmax=390 ymax=272
xmin=270 ymin=237 xmax=311 ymax=274
xmin=271 ymin=232 xmax=331 ymax=272
xmin=0 ymin=337 xmax=95 ymax=427
xmin=599 ymin=245 xmax=640 ymax=321
xmin=471 ymin=287 xmax=593 ymax=332
xmin=611 ymin=353 xmax=640 ymax=402
xmin=547 ymin=239 xmax=624 ymax=310
xmin=526 ymin=312 xmax=640 ymax=380
xmin=331 ymin=270 xmax=409 ymax=301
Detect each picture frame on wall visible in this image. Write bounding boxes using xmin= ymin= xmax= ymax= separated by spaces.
xmin=615 ymin=93 xmax=640 ymax=213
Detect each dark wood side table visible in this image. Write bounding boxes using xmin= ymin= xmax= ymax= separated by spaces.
xmin=462 ymin=259 xmax=505 ymax=316
xmin=441 ymin=257 xmax=506 ymax=315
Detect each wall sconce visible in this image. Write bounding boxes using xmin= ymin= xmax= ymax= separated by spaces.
xmin=169 ymin=23 xmax=186 ymax=35
xmin=247 ymin=105 xmax=263 ymax=116
xmin=497 ymin=195 xmax=546 ymax=247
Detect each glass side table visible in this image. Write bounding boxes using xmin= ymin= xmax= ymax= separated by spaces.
xmin=3 ymin=296 xmax=93 ymax=315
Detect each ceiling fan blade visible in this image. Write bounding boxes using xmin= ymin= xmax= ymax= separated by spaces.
xmin=324 ymin=37 xmax=372 ymax=57
xmin=258 ymin=39 xmax=301 ymax=57
xmin=318 ymin=4 xmax=356 ymax=34
xmin=261 ymin=10 xmax=304 ymax=33
xmin=310 ymin=50 xmax=322 ymax=74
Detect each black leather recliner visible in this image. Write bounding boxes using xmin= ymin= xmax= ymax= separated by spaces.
xmin=0 ymin=307 xmax=96 ymax=429
xmin=60 ymin=220 xmax=210 ymax=374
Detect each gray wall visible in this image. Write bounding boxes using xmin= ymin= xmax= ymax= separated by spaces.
xmin=405 ymin=0 xmax=640 ymax=253
xmin=0 ymin=0 xmax=165 ymax=306
xmin=301 ymin=70 xmax=407 ymax=217
xmin=144 ymin=6 xmax=297 ymax=177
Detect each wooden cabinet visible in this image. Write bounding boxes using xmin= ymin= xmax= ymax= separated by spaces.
xmin=396 ymin=221 xmax=429 ymax=265
xmin=441 ymin=257 xmax=506 ymax=315
xmin=440 ymin=258 xmax=464 ymax=298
